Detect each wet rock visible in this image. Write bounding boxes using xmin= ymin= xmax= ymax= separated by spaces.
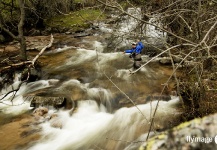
xmin=159 ymin=57 xmax=172 ymax=65
xmin=32 ymin=107 xmax=48 ymax=119
xmin=50 ymin=116 xmax=63 ymax=129
xmin=30 ymin=96 xmax=66 ymax=108
xmin=50 ymin=113 xmax=58 ymax=119
xmin=70 ymin=88 xmax=87 ymax=101
xmin=139 ymin=113 xmax=217 ymax=150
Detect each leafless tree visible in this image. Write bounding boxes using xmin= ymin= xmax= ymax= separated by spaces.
xmin=0 ymin=0 xmax=27 ymax=60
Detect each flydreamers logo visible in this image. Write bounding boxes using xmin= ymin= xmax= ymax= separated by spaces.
xmin=186 ymin=136 xmax=217 ymax=144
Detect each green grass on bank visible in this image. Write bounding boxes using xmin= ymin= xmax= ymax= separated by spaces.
xmin=45 ymin=9 xmax=106 ymax=32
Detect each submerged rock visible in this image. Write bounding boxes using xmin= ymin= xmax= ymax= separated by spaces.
xmin=32 ymin=107 xmax=63 ymax=129
xmin=49 ymin=115 xmax=63 ymax=129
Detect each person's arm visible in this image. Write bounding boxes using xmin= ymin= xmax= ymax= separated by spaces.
xmin=125 ymin=49 xmax=134 ymax=53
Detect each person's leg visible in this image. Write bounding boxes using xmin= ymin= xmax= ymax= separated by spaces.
xmin=134 ymin=61 xmax=141 ymax=69
xmin=133 ymin=54 xmax=142 ymax=69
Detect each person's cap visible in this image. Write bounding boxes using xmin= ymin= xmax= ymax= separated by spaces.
xmin=132 ymin=42 xmax=136 ymax=45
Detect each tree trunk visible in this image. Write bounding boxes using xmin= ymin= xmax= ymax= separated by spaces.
xmin=18 ymin=0 xmax=27 ymax=61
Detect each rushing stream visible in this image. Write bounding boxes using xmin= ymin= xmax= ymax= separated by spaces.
xmin=0 ymin=8 xmax=181 ymax=150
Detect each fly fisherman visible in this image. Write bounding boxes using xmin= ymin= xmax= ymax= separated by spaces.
xmin=123 ymin=40 xmax=144 ymax=69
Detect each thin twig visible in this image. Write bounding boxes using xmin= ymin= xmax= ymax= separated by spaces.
xmin=96 ymin=0 xmax=197 ymax=45
xmin=104 ymin=72 xmax=150 ymax=123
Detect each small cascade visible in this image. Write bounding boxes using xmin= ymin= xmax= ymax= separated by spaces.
xmin=118 ymin=8 xmax=142 ymax=35
xmin=29 ymin=100 xmax=113 ymax=150
xmin=144 ymin=15 xmax=167 ymax=45
xmin=0 ymin=79 xmax=55 ymax=115
xmin=29 ymin=98 xmax=180 ymax=150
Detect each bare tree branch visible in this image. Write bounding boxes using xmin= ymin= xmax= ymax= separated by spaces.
xmin=96 ymin=0 xmax=197 ymax=45
xmin=0 ymin=34 xmax=54 ymax=73
xmin=130 ymin=43 xmax=195 ymax=74
xmin=31 ymin=34 xmax=54 ymax=66
xmin=0 ymin=34 xmax=54 ymax=104
xmin=200 ymin=20 xmax=217 ymax=44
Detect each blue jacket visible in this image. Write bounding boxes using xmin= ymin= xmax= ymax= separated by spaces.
xmin=125 ymin=42 xmax=144 ymax=54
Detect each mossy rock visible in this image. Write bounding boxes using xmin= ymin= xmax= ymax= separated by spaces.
xmin=139 ymin=113 xmax=217 ymax=150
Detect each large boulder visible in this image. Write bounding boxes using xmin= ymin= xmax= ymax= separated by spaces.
xmin=30 ymin=96 xmax=67 ymax=108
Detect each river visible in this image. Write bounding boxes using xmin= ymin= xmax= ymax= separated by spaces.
xmin=0 ymin=8 xmax=182 ymax=150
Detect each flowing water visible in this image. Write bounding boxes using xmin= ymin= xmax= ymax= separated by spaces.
xmin=0 ymin=8 xmax=181 ymax=150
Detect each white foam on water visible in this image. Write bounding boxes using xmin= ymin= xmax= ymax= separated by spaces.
xmin=58 ymin=79 xmax=114 ymax=111
xmin=63 ymin=48 xmax=122 ymax=72
xmin=93 ymin=41 xmax=104 ymax=53
xmin=119 ymin=8 xmax=141 ymax=34
xmin=29 ymin=100 xmax=113 ymax=150
xmin=115 ymin=69 xmax=132 ymax=81
xmin=145 ymin=16 xmax=167 ymax=45
xmin=0 ymin=80 xmax=52 ymax=115
xmin=46 ymin=46 xmax=76 ymax=54
xmin=98 ymin=23 xmax=113 ymax=33
xmin=65 ymin=48 xmax=97 ymax=66
xmin=29 ymin=97 xmax=181 ymax=150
